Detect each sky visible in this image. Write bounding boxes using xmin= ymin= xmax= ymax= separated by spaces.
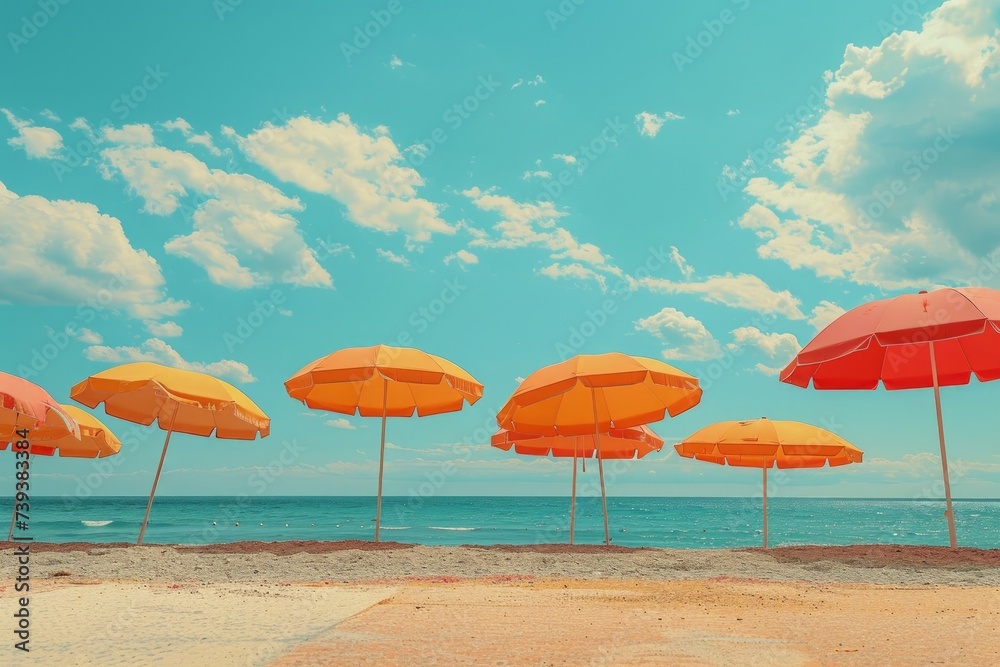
xmin=2 ymin=0 xmax=1000 ymax=500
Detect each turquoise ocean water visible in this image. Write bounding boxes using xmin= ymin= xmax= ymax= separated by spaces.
xmin=6 ymin=496 xmax=1000 ymax=548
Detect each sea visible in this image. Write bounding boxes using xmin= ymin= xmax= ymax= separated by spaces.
xmin=7 ymin=496 xmax=1000 ymax=548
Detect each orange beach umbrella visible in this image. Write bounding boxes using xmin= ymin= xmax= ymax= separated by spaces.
xmin=498 ymin=353 xmax=702 ymax=544
xmin=285 ymin=345 xmax=483 ymax=541
xmin=71 ymin=362 xmax=270 ymax=544
xmin=675 ymin=418 xmax=863 ymax=547
xmin=4 ymin=405 xmax=121 ymax=540
xmin=493 ymin=425 xmax=664 ymax=543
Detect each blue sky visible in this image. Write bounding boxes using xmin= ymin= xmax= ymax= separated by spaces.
xmin=2 ymin=0 xmax=1000 ymax=500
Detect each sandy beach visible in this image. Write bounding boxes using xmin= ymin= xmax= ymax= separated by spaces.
xmin=2 ymin=542 xmax=998 ymax=666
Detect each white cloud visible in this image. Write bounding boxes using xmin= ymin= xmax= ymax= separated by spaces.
xmin=539 ymin=263 xmax=607 ymax=290
xmin=635 ymin=307 xmax=723 ymax=361
xmin=2 ymin=109 xmax=63 ymax=159
xmin=808 ymin=300 xmax=846 ymax=331
xmin=145 ymin=320 xmax=184 ymax=337
xmin=76 ymin=328 xmax=103 ymax=345
xmin=40 ymin=109 xmax=60 ymax=122
xmin=738 ymin=0 xmax=1000 ymax=290
xmin=636 ymin=273 xmax=805 ymax=319
xmin=462 ymin=186 xmax=622 ymax=287
xmin=522 ymin=170 xmax=551 ymax=180
xmin=235 ymin=114 xmax=454 ymax=245
xmin=325 ymin=418 xmax=356 ymax=429
xmin=389 ymin=55 xmax=404 ymax=69
xmin=162 ymin=117 xmax=222 ymax=155
xmin=102 ymin=123 xmax=155 ymax=145
xmin=727 ymin=109 xmax=741 ymax=116
xmin=669 ymin=246 xmax=695 ymax=280
xmin=0 ymin=181 xmax=184 ymax=320
xmin=534 ymin=100 xmax=546 ymax=107
xmin=552 ymin=153 xmax=576 ymax=164
xmin=99 ymin=136 xmax=331 ymax=289
xmin=84 ymin=338 xmax=255 ymax=383
xmin=376 ymin=248 xmax=410 ymax=267
xmin=635 ymin=111 xmax=684 ymax=137
xmin=728 ymin=326 xmax=801 ymax=375
xmin=444 ymin=249 xmax=479 ymax=266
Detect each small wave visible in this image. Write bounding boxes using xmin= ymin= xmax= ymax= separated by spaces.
xmin=380 ymin=526 xmax=411 ymax=530
xmin=81 ymin=520 xmax=113 ymax=527
xmin=428 ymin=526 xmax=476 ymax=531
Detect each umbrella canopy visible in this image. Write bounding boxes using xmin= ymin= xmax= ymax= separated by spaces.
xmin=676 ymin=418 xmax=863 ymax=547
xmin=3 ymin=405 xmax=121 ymax=540
xmin=497 ymin=353 xmax=701 ymax=436
xmin=0 ymin=371 xmax=78 ymax=442
xmin=6 ymin=405 xmax=123 ymax=459
xmin=498 ymin=353 xmax=702 ymax=544
xmin=780 ymin=287 xmax=999 ymax=547
xmin=71 ymin=362 xmax=269 ymax=439
xmin=285 ymin=345 xmax=483 ymax=541
xmin=491 ymin=425 xmax=664 ymax=459
xmin=71 ymin=362 xmax=270 ymax=544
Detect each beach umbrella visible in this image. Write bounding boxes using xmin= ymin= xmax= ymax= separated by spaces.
xmin=492 ymin=425 xmax=663 ymax=544
xmin=71 ymin=362 xmax=270 ymax=544
xmin=497 ymin=353 xmax=702 ymax=545
xmin=780 ymin=287 xmax=1000 ymax=547
xmin=284 ymin=344 xmax=483 ymax=542
xmin=675 ymin=417 xmax=863 ymax=548
xmin=3 ymin=405 xmax=121 ymax=539
xmin=0 ymin=371 xmax=78 ymax=443
xmin=1 ymin=373 xmax=79 ymax=542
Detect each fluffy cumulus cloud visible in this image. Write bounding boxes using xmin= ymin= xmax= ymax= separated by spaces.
xmin=727 ymin=326 xmax=801 ymax=375
xmin=738 ymin=0 xmax=1000 ymax=290
xmin=0 ymin=181 xmax=184 ymax=319
xmin=325 ymin=418 xmax=356 ymax=429
xmin=2 ymin=109 xmax=63 ymax=159
xmin=635 ymin=307 xmax=723 ymax=361
xmin=635 ymin=111 xmax=684 ymax=138
xmin=233 ymin=114 xmax=454 ymax=245
xmin=99 ymin=127 xmax=331 ymax=289
xmin=462 ymin=187 xmax=623 ymax=288
xmin=84 ymin=338 xmax=255 ymax=383
xmin=635 ymin=273 xmax=805 ymax=319
xmin=808 ymin=300 xmax=846 ymax=331
xmin=162 ymin=117 xmax=222 ymax=155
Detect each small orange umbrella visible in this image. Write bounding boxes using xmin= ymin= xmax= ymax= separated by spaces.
xmin=71 ymin=362 xmax=270 ymax=544
xmin=285 ymin=345 xmax=483 ymax=541
xmin=498 ymin=353 xmax=702 ymax=544
xmin=493 ymin=425 xmax=663 ymax=543
xmin=492 ymin=425 xmax=663 ymax=459
xmin=4 ymin=405 xmax=121 ymax=539
xmin=675 ymin=418 xmax=863 ymax=547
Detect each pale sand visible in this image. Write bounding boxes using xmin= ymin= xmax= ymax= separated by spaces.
xmin=2 ymin=543 xmax=998 ymax=665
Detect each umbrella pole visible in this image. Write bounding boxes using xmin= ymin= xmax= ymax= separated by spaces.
xmin=569 ymin=441 xmax=578 ymax=545
xmin=375 ymin=382 xmax=388 ymax=543
xmin=138 ymin=407 xmax=178 ymax=546
xmin=929 ymin=341 xmax=958 ymax=548
xmin=592 ymin=389 xmax=610 ymax=546
xmin=7 ymin=451 xmax=26 ymax=541
xmin=762 ymin=467 xmax=768 ymax=549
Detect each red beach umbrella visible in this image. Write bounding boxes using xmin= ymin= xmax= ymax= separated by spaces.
xmin=780 ymin=287 xmax=1000 ymax=547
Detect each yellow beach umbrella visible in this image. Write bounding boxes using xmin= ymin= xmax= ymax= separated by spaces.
xmin=3 ymin=405 xmax=121 ymax=539
xmin=285 ymin=344 xmax=483 ymax=542
xmin=675 ymin=418 xmax=863 ymax=547
xmin=71 ymin=362 xmax=270 ymax=544
xmin=498 ymin=353 xmax=702 ymax=544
